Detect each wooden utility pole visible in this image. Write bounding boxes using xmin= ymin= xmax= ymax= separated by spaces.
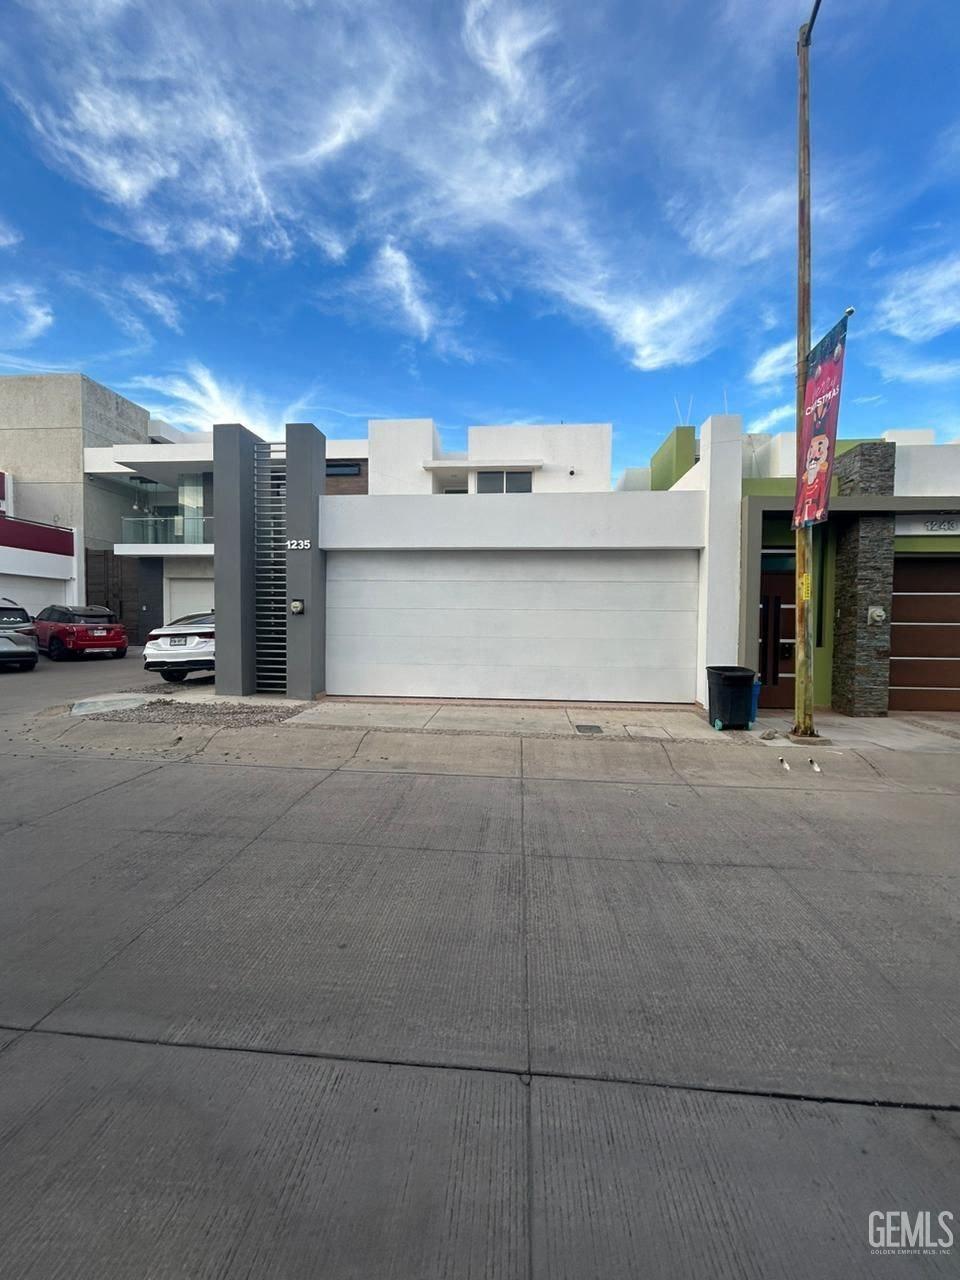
xmin=793 ymin=2 xmax=822 ymax=738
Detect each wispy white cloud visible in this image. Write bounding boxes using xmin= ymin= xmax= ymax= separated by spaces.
xmin=547 ymin=269 xmax=729 ymax=371
xmin=0 ymin=218 xmax=22 ymax=249
xmin=876 ymin=252 xmax=960 ymax=342
xmin=0 ymin=351 xmax=76 ymax=373
xmin=876 ymin=350 xmax=960 ymax=384
xmin=745 ymin=402 xmax=794 ymax=434
xmin=667 ymin=182 xmax=795 ymax=266
xmin=370 ymin=242 xmax=436 ymax=342
xmin=747 ymin=339 xmax=795 ymax=389
xmin=125 ymin=361 xmax=379 ymax=439
xmin=462 ymin=0 xmax=555 ymax=108
xmin=0 ymin=284 xmax=54 ymax=346
xmin=852 ymin=393 xmax=885 ymax=405
xmin=123 ymin=279 xmax=182 ymax=331
xmin=125 ymin=362 xmax=276 ymax=435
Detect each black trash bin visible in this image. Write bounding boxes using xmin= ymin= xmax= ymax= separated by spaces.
xmin=706 ymin=665 xmax=757 ymax=731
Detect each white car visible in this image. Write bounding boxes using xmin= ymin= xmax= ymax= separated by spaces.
xmin=143 ymin=611 xmax=215 ymax=683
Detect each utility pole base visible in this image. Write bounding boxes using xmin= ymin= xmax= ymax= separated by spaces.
xmin=787 ymin=731 xmax=831 ymax=745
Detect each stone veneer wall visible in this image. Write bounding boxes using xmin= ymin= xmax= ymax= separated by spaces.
xmin=831 ymin=443 xmax=896 ymax=716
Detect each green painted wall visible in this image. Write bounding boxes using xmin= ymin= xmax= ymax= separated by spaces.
xmin=743 ymin=476 xmax=840 ymax=498
xmin=650 ymin=426 xmax=696 ymax=490
xmin=894 ymin=536 xmax=960 ymax=553
xmin=813 ymin=524 xmax=836 ymax=708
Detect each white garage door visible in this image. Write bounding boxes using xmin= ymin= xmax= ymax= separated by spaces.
xmin=166 ymin=577 xmax=215 ymax=623
xmin=0 ymin=573 xmax=66 ymax=616
xmin=326 ymin=550 xmax=699 ymax=701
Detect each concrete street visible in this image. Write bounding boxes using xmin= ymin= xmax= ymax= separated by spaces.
xmin=1 ymin=660 xmax=959 ymax=1277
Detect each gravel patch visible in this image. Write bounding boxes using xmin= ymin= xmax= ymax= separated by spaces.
xmin=87 ymin=700 xmax=299 ymax=728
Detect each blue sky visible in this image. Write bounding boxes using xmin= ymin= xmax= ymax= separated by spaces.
xmin=0 ymin=0 xmax=958 ymax=473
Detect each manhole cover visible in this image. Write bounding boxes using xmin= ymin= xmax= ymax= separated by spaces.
xmin=575 ymin=724 xmax=603 ymax=734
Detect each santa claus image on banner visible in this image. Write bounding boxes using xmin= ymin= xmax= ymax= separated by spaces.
xmin=792 ymin=315 xmax=848 ymax=530
xmin=795 ymin=427 xmax=831 ymax=526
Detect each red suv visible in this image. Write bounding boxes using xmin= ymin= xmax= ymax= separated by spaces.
xmin=34 ymin=605 xmax=128 ymax=660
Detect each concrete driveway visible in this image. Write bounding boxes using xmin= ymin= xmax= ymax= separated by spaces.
xmin=0 ymin=646 xmax=145 ymax=722
xmin=0 ymin=691 xmax=958 ymax=1277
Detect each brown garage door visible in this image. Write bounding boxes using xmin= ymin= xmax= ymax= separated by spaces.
xmin=890 ymin=556 xmax=960 ymax=711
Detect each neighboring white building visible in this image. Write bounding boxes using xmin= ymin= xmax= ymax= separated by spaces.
xmin=740 ymin=426 xmax=960 ymax=495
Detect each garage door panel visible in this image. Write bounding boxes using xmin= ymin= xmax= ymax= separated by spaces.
xmin=893 ymin=559 xmax=959 ymax=592
xmin=327 ymin=661 xmax=696 ymax=703
xmin=329 ymin=579 xmax=698 ymax=614
xmin=0 ymin=574 xmax=65 ymax=616
xmin=333 ymin=633 xmax=699 ymax=671
xmin=892 ymin=594 xmax=960 ymax=624
xmin=327 ymin=549 xmax=699 ymax=584
xmin=890 ymin=658 xmax=960 ymax=689
xmin=327 ymin=606 xmax=698 ymax=642
xmin=326 ymin=550 xmax=698 ymax=702
xmin=166 ymin=577 xmax=214 ymax=622
xmin=889 ymin=688 xmax=960 ymax=712
xmin=890 ymin=623 xmax=960 ymax=658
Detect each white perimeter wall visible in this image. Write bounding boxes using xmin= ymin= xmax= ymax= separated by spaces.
xmin=320 ymin=491 xmax=704 ymax=550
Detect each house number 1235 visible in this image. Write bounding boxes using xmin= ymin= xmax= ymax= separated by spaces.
xmin=286 ymin=538 xmax=311 ymax=550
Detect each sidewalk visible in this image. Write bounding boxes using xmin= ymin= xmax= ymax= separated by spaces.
xmin=750 ymin=708 xmax=960 ymax=753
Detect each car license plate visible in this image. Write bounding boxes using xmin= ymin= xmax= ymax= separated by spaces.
xmin=93 ymin=628 xmax=107 ymax=636
xmin=169 ymin=636 xmax=187 ymax=646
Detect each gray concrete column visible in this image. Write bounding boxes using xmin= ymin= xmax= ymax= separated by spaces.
xmin=285 ymin=422 xmax=326 ymax=700
xmin=214 ymin=423 xmax=259 ymax=695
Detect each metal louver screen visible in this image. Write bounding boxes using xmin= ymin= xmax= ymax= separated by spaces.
xmin=254 ymin=443 xmax=287 ymax=693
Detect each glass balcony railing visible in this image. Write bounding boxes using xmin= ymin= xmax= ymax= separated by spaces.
xmin=121 ymin=516 xmax=215 ymax=545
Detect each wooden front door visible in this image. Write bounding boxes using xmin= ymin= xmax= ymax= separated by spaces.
xmin=890 ymin=556 xmax=960 ymax=711
xmin=758 ymin=562 xmax=796 ymax=708
xmin=85 ymin=549 xmax=146 ymax=643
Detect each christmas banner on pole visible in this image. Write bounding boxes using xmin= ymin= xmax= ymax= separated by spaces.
xmin=792 ymin=313 xmax=849 ymax=530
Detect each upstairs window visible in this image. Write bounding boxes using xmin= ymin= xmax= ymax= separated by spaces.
xmin=326 ymin=462 xmax=362 ymax=476
xmin=476 ymin=470 xmax=533 ymax=494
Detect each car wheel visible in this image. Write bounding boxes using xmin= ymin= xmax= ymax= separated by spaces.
xmin=160 ymin=669 xmax=188 ymax=682
xmin=48 ymin=637 xmax=66 ymax=661
xmin=19 ymin=660 xmax=38 ymax=672
xmin=113 ymin=648 xmax=128 ymax=659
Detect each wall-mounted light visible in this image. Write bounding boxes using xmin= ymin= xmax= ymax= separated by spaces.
xmin=290 ymin=599 xmax=305 ymax=615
